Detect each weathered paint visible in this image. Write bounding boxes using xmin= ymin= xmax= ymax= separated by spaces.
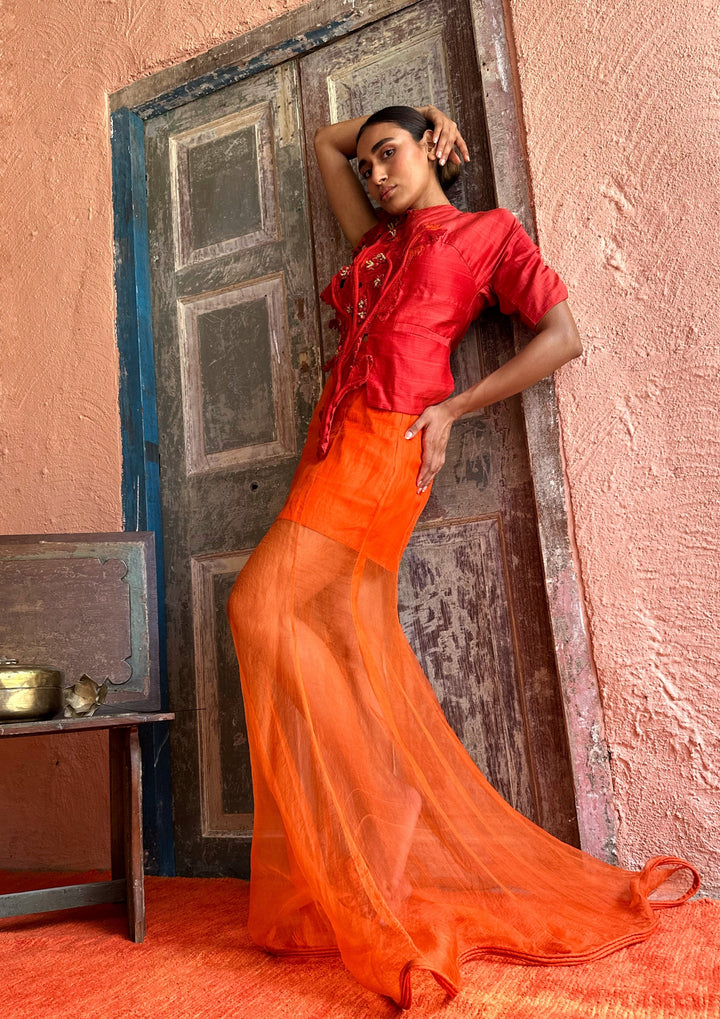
xmin=144 ymin=59 xmax=322 ymax=877
xmin=0 ymin=533 xmax=159 ymax=709
xmin=127 ymin=16 xmax=370 ymax=120
xmin=111 ymin=106 xmax=174 ymax=873
xmin=470 ymin=0 xmax=617 ymax=861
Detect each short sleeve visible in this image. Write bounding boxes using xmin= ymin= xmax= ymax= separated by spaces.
xmin=488 ymin=213 xmax=568 ymax=328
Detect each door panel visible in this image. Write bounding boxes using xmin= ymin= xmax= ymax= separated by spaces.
xmin=300 ymin=0 xmax=579 ymax=844
xmin=145 ymin=62 xmax=321 ymax=874
xmin=397 ymin=516 xmax=530 ymax=808
xmin=170 ymin=104 xmax=279 ymax=266
xmin=191 ymin=550 xmax=253 ymax=834
xmin=179 ymin=278 xmax=296 ymax=471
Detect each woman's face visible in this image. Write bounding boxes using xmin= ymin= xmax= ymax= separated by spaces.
xmin=356 ymin=122 xmax=442 ymax=213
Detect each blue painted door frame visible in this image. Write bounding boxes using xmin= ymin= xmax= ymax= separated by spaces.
xmin=111 ymin=107 xmax=175 ymax=874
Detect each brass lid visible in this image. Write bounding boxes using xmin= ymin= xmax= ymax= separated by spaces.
xmin=0 ymin=659 xmax=63 ymax=690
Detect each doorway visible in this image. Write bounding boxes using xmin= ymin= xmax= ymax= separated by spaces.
xmin=110 ymin=0 xmax=615 ymax=876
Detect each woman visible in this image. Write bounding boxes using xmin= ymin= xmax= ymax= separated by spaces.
xmin=227 ymin=105 xmax=698 ymax=1008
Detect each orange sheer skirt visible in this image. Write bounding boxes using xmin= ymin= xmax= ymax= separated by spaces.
xmin=227 ymin=387 xmax=699 ymax=1008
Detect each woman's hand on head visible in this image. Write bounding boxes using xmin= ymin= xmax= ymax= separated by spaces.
xmin=405 ymin=401 xmax=457 ymax=493
xmin=416 ymin=105 xmax=470 ymax=167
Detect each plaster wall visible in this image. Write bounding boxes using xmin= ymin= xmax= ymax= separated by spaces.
xmin=0 ymin=0 xmax=717 ymax=890
xmin=508 ymin=0 xmax=720 ymax=889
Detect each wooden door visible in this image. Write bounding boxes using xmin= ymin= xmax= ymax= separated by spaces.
xmin=300 ymin=0 xmax=579 ymax=845
xmin=144 ymin=63 xmax=321 ymax=874
xmin=145 ymin=0 xmax=579 ymax=877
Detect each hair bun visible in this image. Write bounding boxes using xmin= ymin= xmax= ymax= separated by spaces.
xmin=439 ymin=157 xmax=462 ymax=193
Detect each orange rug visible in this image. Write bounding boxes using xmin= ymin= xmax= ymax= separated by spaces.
xmin=1 ymin=873 xmax=718 ymax=1018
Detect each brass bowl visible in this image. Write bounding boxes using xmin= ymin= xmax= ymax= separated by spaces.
xmin=0 ymin=662 xmax=64 ymax=721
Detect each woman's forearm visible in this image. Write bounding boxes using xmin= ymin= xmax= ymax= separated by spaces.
xmin=313 ymin=108 xmax=439 ymax=160
xmin=448 ymin=335 xmax=581 ymax=419
xmin=313 ymin=106 xmax=468 ymax=165
xmin=313 ymin=115 xmax=378 ymax=247
xmin=314 ymin=116 xmax=370 ymax=160
xmin=406 ymin=302 xmax=581 ymax=491
xmin=445 ymin=324 xmax=582 ymax=421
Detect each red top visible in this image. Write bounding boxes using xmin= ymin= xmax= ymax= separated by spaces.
xmin=318 ymin=205 xmax=568 ymax=457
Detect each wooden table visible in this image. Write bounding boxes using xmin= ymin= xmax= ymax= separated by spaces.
xmin=0 ymin=712 xmax=174 ymax=942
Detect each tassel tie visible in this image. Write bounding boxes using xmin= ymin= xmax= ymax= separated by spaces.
xmin=317 ymin=350 xmax=374 ymax=458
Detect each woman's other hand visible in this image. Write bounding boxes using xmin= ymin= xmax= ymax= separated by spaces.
xmin=405 ymin=401 xmax=457 ymax=493
xmin=416 ymin=105 xmax=471 ymax=167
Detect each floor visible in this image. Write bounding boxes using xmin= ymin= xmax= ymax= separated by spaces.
xmin=1 ymin=873 xmax=718 ymax=1018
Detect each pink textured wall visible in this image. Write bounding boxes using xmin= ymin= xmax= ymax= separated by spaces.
xmin=0 ymin=0 xmax=717 ymax=891
xmin=508 ymin=0 xmax=720 ymax=891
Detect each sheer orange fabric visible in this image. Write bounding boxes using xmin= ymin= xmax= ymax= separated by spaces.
xmin=227 ymin=387 xmax=699 ymax=1008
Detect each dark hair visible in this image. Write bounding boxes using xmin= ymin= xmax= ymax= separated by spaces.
xmin=356 ymin=105 xmax=462 ymax=193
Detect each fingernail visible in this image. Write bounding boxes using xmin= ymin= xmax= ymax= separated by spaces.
xmin=440 ymin=158 xmax=446 ymax=166
xmin=404 ymin=431 xmax=413 ymax=440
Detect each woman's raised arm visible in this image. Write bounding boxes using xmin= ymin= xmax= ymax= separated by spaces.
xmin=314 ymin=116 xmax=378 ymax=249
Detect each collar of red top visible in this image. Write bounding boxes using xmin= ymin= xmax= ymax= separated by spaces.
xmin=353 ymin=203 xmax=462 ymax=255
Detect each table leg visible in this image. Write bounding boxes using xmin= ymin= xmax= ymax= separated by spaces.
xmin=126 ymin=725 xmax=146 ymax=942
xmin=109 ymin=725 xmax=146 ymax=942
xmin=109 ymin=729 xmax=125 ymax=881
